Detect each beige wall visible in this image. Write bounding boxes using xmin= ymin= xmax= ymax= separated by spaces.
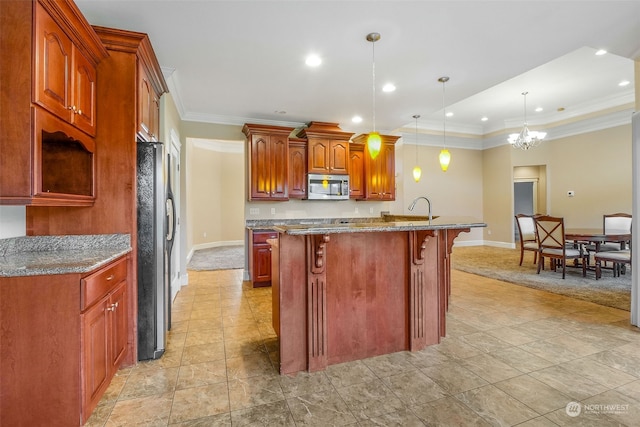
xmin=482 ymin=145 xmax=514 ymax=245
xmin=485 ymin=124 xmax=632 ymax=245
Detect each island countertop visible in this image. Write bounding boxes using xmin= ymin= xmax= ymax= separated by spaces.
xmin=272 ymin=216 xmax=486 ymax=235
xmin=0 ymin=234 xmax=131 ymax=277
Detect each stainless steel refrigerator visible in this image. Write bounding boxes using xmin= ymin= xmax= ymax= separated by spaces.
xmin=137 ymin=140 xmax=176 ymax=360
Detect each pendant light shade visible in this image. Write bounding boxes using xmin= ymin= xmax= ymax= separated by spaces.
xmin=412 ymin=114 xmax=421 ymax=182
xmin=439 ymin=149 xmax=451 ymax=171
xmin=367 ymin=131 xmax=381 ymax=159
xmin=366 ymin=32 xmax=381 ymax=159
xmin=438 ymin=76 xmax=450 ymax=172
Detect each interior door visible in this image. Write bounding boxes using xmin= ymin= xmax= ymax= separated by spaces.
xmin=514 ymin=181 xmax=534 ymax=241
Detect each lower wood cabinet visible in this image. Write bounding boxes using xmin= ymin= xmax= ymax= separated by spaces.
xmin=0 ymin=254 xmax=129 ymax=426
xmin=249 ymin=230 xmax=277 ymax=287
xmin=81 ymin=257 xmax=128 ymax=423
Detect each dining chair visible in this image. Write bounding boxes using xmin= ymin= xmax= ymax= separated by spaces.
xmin=594 ymin=250 xmax=631 ymax=279
xmin=601 ymin=213 xmax=632 ymax=251
xmin=515 ymin=214 xmax=538 ymax=266
xmin=534 ymin=215 xmax=586 ymax=279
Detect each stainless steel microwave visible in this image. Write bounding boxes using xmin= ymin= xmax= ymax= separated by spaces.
xmin=307 ymin=174 xmax=350 ymax=200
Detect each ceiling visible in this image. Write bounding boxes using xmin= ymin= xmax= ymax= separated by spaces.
xmin=75 ymin=1 xmax=640 ymax=146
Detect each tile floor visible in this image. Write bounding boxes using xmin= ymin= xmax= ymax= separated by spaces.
xmin=87 ymin=268 xmax=640 ymax=426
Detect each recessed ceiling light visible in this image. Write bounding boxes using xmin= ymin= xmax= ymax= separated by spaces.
xmin=535 ymin=107 xmax=543 ymax=112
xmin=352 ymin=115 xmax=363 ymax=123
xmin=481 ymin=116 xmax=488 ymax=122
xmin=595 ymin=49 xmax=607 ymax=56
xmin=305 ymin=54 xmax=322 ymax=67
xmin=274 ymin=110 xmax=286 ymax=114
xmin=557 ymin=107 xmax=565 ymax=112
xmin=619 ymin=80 xmax=630 ymax=87
xmin=446 ymin=112 xmax=453 ymax=118
xmin=382 ymin=83 xmax=396 ymax=93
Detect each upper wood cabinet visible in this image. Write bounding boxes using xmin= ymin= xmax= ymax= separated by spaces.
xmin=34 ymin=1 xmax=99 ymax=137
xmin=0 ymin=0 xmax=107 ymax=206
xmin=137 ymin=63 xmax=161 ymax=142
xmin=297 ymin=122 xmax=354 ymax=175
xmin=288 ymin=137 xmax=308 ymax=199
xmin=243 ymin=124 xmax=294 ymax=201
xmin=351 ymin=134 xmax=400 ymax=201
xmin=348 ymin=143 xmax=365 ymax=199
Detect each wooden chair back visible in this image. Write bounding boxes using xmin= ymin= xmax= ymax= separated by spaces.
xmin=534 ymin=215 xmax=565 ymax=250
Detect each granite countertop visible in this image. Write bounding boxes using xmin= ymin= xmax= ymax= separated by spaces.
xmin=271 ymin=216 xmax=486 ymax=235
xmin=0 ymin=234 xmax=132 ymax=277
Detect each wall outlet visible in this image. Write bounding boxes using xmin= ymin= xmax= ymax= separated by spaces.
xmin=567 ymin=190 xmax=575 ymax=197
xmin=271 ymin=207 xmax=276 ymax=214
xmin=369 ymin=207 xmax=374 ymax=214
xmin=355 ymin=207 xmax=359 ymax=214
xmin=203 ymin=232 xmax=207 ymax=237
xmin=249 ymin=208 xmax=259 ymax=215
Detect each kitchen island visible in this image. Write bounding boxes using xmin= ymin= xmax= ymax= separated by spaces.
xmin=269 ymin=217 xmax=485 ymax=375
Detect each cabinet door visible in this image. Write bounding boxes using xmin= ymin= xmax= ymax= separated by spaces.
xmin=82 ymin=296 xmax=109 ymax=413
xmin=308 ymin=138 xmax=330 ymax=173
xmin=289 ymin=143 xmax=307 ymax=199
xmin=329 ymin=140 xmax=349 ymax=174
xmin=109 ymin=281 xmax=127 ymax=369
xmin=137 ymin=64 xmax=153 ymax=141
xmin=253 ymin=244 xmax=272 ymax=284
xmin=34 ymin=2 xmax=72 ymax=123
xmin=70 ymin=47 xmax=97 ymax=136
xmin=270 ymin=134 xmax=289 ymax=200
xmin=349 ymin=147 xmax=365 ymax=199
xmin=380 ymin=143 xmax=395 ymax=200
xmin=250 ymin=134 xmax=273 ymax=199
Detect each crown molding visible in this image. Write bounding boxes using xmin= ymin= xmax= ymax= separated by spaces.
xmin=189 ymin=137 xmax=244 ymax=154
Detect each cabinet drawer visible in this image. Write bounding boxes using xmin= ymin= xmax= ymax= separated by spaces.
xmin=253 ymin=231 xmax=277 ymax=244
xmin=81 ymin=258 xmax=127 ymax=311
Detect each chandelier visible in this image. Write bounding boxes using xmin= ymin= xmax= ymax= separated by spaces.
xmin=508 ymin=91 xmax=546 ymax=150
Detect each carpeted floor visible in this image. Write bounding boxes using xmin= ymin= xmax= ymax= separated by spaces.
xmin=452 ymin=246 xmax=631 ymax=311
xmin=187 ymin=245 xmax=244 ymax=271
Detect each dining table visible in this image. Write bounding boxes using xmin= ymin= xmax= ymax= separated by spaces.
xmin=565 ymin=228 xmax=631 ymax=251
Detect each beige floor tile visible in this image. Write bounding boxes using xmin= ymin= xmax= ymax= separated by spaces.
xmin=97 ymin=267 xmax=640 ymax=426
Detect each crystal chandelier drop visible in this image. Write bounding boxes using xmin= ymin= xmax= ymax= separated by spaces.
xmin=508 ymin=91 xmax=546 ymax=150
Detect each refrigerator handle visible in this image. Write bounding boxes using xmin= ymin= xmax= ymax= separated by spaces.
xmin=166 ymin=197 xmax=175 ymax=242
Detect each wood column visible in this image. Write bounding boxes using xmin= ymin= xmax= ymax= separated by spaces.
xmin=409 ymin=229 xmax=439 ymax=350
xmin=306 ymin=234 xmax=330 ymax=372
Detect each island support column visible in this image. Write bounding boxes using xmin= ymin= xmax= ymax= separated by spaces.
xmin=307 ymin=234 xmax=330 ymax=372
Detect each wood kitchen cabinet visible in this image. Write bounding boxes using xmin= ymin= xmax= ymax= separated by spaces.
xmin=81 ymin=257 xmax=128 ymax=423
xmin=243 ymin=124 xmax=294 ymax=201
xmin=288 ymin=137 xmax=308 ymax=199
xmin=297 ymin=122 xmax=353 ymax=175
xmin=352 ymin=134 xmax=399 ymax=200
xmin=348 ymin=143 xmax=365 ymax=199
xmin=0 ymin=254 xmax=130 ymax=426
xmin=137 ymin=62 xmax=161 ymax=142
xmin=0 ymin=0 xmax=107 ymax=206
xmin=249 ymin=230 xmax=278 ymax=287
xmin=33 ymin=1 xmax=99 ymax=137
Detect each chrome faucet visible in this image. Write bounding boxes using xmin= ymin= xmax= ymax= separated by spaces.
xmin=408 ymin=196 xmax=432 ymax=223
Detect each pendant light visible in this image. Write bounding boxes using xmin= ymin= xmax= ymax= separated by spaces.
xmin=366 ymin=32 xmax=381 ymax=159
xmin=412 ymin=114 xmax=422 ymax=182
xmin=438 ymin=76 xmax=451 ymax=172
